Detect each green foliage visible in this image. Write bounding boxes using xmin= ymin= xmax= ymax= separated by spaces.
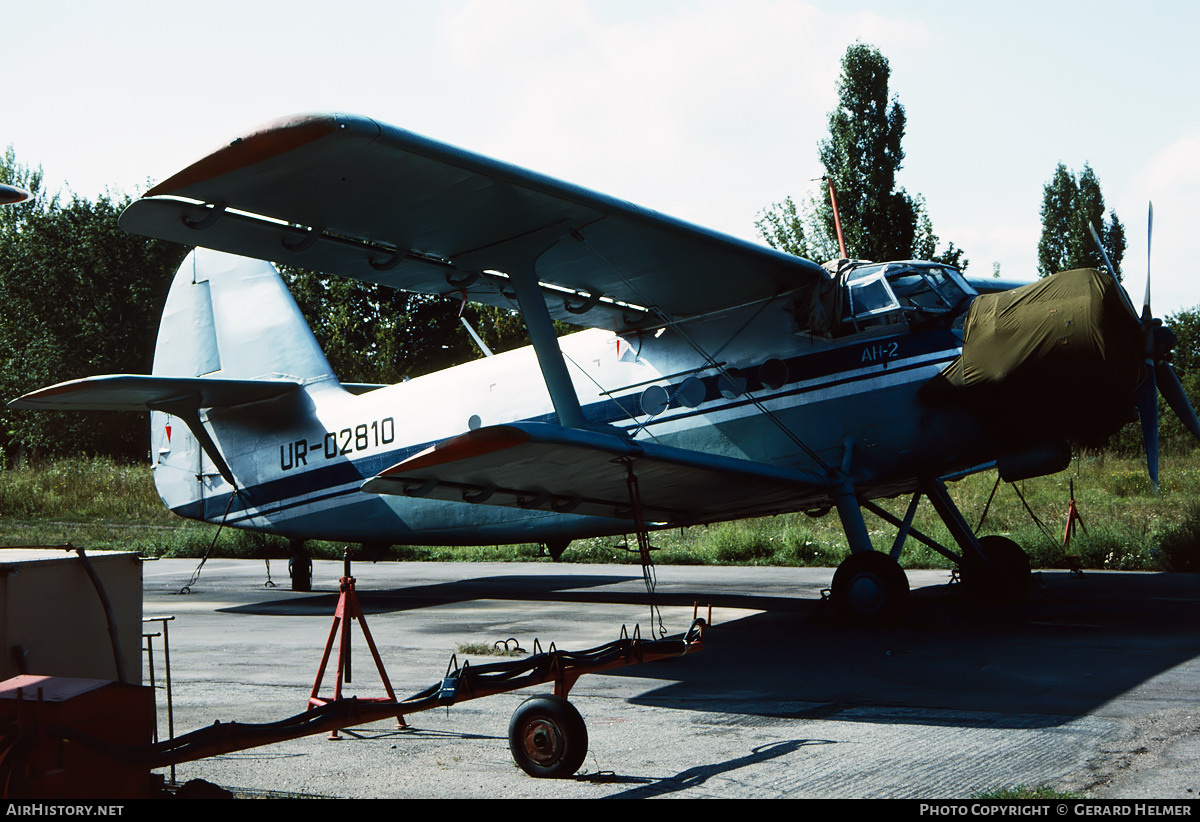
xmin=975 ymin=785 xmax=1081 ymax=800
xmin=0 ymin=149 xmax=187 ymax=461
xmin=755 ymin=194 xmax=813 ymax=258
xmin=1160 ymin=307 xmax=1200 ymax=453
xmin=1158 ymin=502 xmax=1200 ymax=572
xmin=1037 ymin=163 xmax=1125 ymax=278
xmin=0 ymin=147 xmax=47 ymax=220
xmin=758 ymin=43 xmax=964 ymax=268
xmin=818 ymin=43 xmax=914 ymax=261
xmin=0 ymin=455 xmax=169 ymax=521
xmin=704 ymin=522 xmax=778 ymax=563
xmin=455 ymin=641 xmax=525 ymax=657
xmin=280 ymin=265 xmax=534 ymax=385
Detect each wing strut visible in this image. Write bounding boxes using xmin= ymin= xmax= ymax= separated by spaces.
xmin=456 ymin=223 xmax=592 ymax=430
xmin=151 ymin=399 xmax=240 ymax=491
xmin=571 ymin=230 xmax=833 ymax=470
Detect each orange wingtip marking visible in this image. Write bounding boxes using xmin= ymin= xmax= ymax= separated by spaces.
xmin=381 ymin=427 xmax=531 ymax=474
xmin=0 ymin=184 xmax=32 ymax=205
xmin=146 ymin=114 xmax=342 ymax=196
xmin=31 ymin=382 xmax=85 ymax=397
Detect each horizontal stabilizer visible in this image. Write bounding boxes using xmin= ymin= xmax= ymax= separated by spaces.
xmin=8 ymin=374 xmax=301 ymax=412
xmin=362 ymin=423 xmax=827 ymax=526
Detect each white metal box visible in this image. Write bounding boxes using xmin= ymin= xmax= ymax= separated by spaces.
xmin=0 ymin=549 xmax=142 ymax=683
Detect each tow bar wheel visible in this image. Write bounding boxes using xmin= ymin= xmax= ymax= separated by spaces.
xmin=508 ymin=694 xmax=588 ymax=778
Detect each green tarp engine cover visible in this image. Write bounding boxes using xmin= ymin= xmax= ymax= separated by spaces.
xmin=928 ymin=268 xmax=1143 ymax=448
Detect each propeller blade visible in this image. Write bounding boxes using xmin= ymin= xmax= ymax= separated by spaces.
xmin=1090 ymin=221 xmax=1139 ymax=321
xmin=1156 ymin=360 xmax=1200 ymax=442
xmin=1143 ymin=202 xmax=1153 ymax=322
xmin=1089 ymin=222 xmax=1118 ymax=281
xmin=1135 ymin=366 xmax=1160 ymax=490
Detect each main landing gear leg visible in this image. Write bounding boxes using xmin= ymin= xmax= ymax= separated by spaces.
xmin=829 ymin=485 xmax=909 ymax=624
xmin=544 ymin=539 xmax=570 ymax=562
xmin=288 ymin=539 xmax=312 ymax=593
xmin=921 ymin=478 xmax=1031 ymax=602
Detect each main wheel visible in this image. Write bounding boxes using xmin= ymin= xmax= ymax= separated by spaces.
xmin=288 ymin=554 xmax=312 ymax=592
xmin=960 ymin=535 xmax=1031 ymax=602
xmin=508 ymin=695 xmax=588 ymax=778
xmin=830 ymin=551 xmax=909 ymax=624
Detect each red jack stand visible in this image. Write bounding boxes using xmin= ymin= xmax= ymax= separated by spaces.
xmin=1063 ymin=479 xmax=1087 ymax=545
xmin=308 ymin=552 xmax=406 ymax=738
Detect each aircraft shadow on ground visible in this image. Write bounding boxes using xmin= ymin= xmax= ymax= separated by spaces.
xmin=627 ymin=571 xmax=1200 ymax=729
xmin=219 ymin=573 xmax=646 ymax=616
xmin=219 ymin=569 xmax=1200 ymax=729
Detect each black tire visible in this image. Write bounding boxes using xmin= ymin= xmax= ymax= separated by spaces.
xmin=288 ymin=555 xmax=312 ymax=592
xmin=508 ymin=695 xmax=588 ymax=778
xmin=960 ymin=535 xmax=1031 ymax=602
xmin=830 ymin=551 xmax=909 ymax=624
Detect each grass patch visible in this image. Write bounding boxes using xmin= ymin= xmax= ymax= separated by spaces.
xmin=974 ymin=784 xmax=1082 ymax=800
xmin=3 ymin=453 xmax=1200 ymax=571
xmin=455 ymin=641 xmax=526 ymax=657
xmin=0 ymin=456 xmax=173 ymax=523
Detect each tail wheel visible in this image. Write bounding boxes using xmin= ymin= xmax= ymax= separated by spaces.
xmin=288 ymin=553 xmax=312 ymax=593
xmin=508 ymin=695 xmax=588 ymax=778
xmin=960 ymin=535 xmax=1031 ymax=601
xmin=831 ymin=551 xmax=909 ymax=624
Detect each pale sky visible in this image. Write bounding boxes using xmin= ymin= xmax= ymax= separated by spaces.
xmin=7 ymin=0 xmax=1199 ymax=312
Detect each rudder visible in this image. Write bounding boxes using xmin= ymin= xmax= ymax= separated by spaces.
xmin=153 ymin=248 xmax=337 ymax=384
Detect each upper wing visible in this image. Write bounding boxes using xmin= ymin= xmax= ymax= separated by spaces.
xmin=119 ymin=113 xmax=830 ymax=331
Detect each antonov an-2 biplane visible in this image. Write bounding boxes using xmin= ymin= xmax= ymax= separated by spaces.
xmin=12 ymin=114 xmax=1199 ymax=620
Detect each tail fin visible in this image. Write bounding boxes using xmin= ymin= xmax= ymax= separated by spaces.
xmin=149 ymin=249 xmax=338 ymax=518
xmin=9 ymin=249 xmax=335 ymax=411
xmin=10 ymin=250 xmax=339 ymax=522
xmin=153 ymin=248 xmax=337 ymax=385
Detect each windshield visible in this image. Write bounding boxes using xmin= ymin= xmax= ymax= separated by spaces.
xmin=840 ymin=263 xmax=975 ymax=332
xmin=889 ymin=265 xmax=974 ymax=311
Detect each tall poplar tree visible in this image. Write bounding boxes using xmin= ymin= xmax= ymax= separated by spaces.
xmin=757 ymin=43 xmax=964 ymax=267
xmin=1037 ymin=163 xmax=1125 ymax=278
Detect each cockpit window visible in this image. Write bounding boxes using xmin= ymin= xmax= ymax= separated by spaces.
xmin=891 ymin=265 xmax=973 ymax=311
xmin=838 ymin=263 xmax=975 ymax=334
xmin=847 ymin=272 xmax=898 ymax=316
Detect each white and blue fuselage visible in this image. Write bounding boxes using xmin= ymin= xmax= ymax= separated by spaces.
xmin=150 ymin=251 xmax=980 ymax=545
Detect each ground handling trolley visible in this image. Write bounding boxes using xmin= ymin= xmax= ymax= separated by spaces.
xmin=0 ymin=597 xmax=707 ymax=797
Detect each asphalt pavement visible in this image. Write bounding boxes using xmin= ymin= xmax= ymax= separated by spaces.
xmin=137 ymin=558 xmax=1200 ymax=799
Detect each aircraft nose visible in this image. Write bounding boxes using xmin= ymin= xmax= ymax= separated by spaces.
xmin=1151 ymin=323 xmax=1177 ymax=360
xmin=922 ymin=268 xmax=1143 ymax=450
xmin=925 ymin=264 xmax=1200 ymax=488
